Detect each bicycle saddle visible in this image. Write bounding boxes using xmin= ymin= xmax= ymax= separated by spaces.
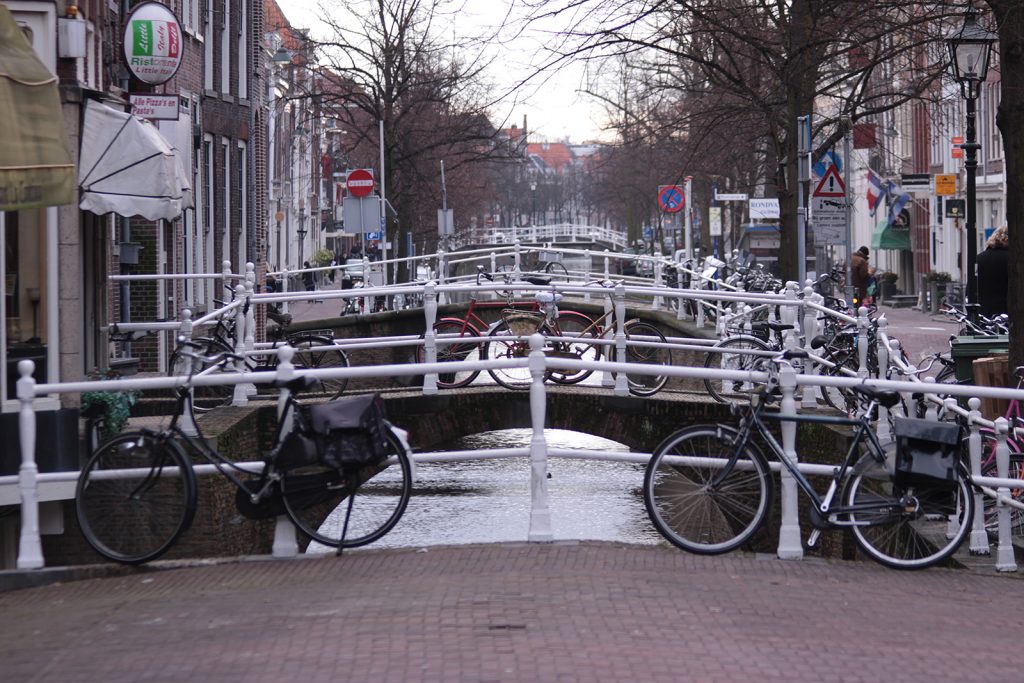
xmin=523 ymin=275 xmax=551 ymax=286
xmin=850 ymin=384 xmax=901 ymax=408
xmin=535 ymin=291 xmax=563 ymax=304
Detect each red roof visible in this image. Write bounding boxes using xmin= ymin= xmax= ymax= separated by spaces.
xmin=528 ymin=142 xmax=573 ymax=174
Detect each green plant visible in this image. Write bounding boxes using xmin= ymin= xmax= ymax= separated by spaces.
xmin=879 ymin=271 xmax=898 ymax=284
xmin=312 ymin=248 xmax=334 ymax=267
xmin=81 ymin=370 xmax=138 ymax=438
xmin=925 ymin=271 xmax=953 ymax=284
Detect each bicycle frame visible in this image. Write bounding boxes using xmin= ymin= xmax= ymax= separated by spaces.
xmin=721 ymin=398 xmax=893 ymax=521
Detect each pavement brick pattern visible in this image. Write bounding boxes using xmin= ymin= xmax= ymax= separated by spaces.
xmin=1 ymin=542 xmax=1021 ymax=682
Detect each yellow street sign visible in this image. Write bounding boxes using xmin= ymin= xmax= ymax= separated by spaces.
xmin=935 ymin=174 xmax=956 ymax=196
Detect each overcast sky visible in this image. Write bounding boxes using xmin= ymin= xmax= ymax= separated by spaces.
xmin=275 ymin=0 xmax=610 ymax=142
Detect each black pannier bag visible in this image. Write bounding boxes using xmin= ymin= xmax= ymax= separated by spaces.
xmin=307 ymin=394 xmax=390 ymax=470
xmin=893 ymin=417 xmax=960 ymax=490
xmin=275 ymin=427 xmax=320 ymax=471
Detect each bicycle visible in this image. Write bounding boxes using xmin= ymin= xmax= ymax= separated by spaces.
xmin=485 ymin=278 xmax=672 ymax=396
xmin=172 ymin=293 xmax=349 ymax=405
xmin=644 ymin=348 xmax=976 ymax=570
xmin=415 ymin=265 xmax=544 ymax=389
xmin=75 ymin=346 xmax=412 ymax=565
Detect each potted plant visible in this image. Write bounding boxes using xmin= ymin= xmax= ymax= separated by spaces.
xmin=924 ymin=271 xmax=953 ymax=313
xmin=878 ymin=271 xmax=898 ymax=300
xmin=81 ymin=369 xmax=138 ymax=442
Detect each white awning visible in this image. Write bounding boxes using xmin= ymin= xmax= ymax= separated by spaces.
xmin=78 ymin=99 xmax=193 ymax=221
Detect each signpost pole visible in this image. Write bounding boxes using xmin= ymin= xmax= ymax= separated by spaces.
xmin=379 ymin=120 xmax=387 ymax=286
xmin=843 ymin=122 xmax=853 ymax=288
xmin=684 ymin=177 xmax=693 ymax=258
xmin=797 ymin=116 xmax=810 ymax=285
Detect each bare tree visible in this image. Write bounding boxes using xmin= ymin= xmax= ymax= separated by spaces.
xmin=525 ymin=0 xmax=960 ymax=279
xmin=307 ymin=0 xmax=520 ymax=264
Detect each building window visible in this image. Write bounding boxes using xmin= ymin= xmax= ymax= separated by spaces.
xmin=223 ymin=138 xmax=232 ymax=272
xmin=203 ymin=1 xmax=213 ymax=89
xmin=220 ymin=0 xmax=230 ymax=94
xmin=238 ymin=141 xmax=248 ymax=267
xmin=237 ymin=0 xmax=247 ymax=99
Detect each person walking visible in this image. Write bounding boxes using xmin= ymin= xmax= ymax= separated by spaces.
xmin=851 ymin=246 xmax=875 ymax=306
xmin=976 ymin=226 xmax=1009 ymax=317
xmin=302 ymin=261 xmax=315 ymax=292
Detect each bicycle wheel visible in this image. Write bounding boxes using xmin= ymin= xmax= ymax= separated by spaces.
xmin=979 ymin=432 xmax=1024 ymax=535
xmin=416 ymin=319 xmax=482 ymax=389
xmin=75 ymin=432 xmax=197 ymax=565
xmin=547 ymin=311 xmax=600 ymax=385
xmin=169 ymin=337 xmax=238 ymax=410
xmin=620 ymin=321 xmax=671 ymax=397
xmin=644 ymin=425 xmax=773 ymax=554
xmin=844 ymin=462 xmax=975 ymax=569
xmin=544 ymin=260 xmax=570 ymax=283
xmin=291 ymin=334 xmax=350 ymax=398
xmin=485 ymin=320 xmax=535 ymax=390
xmin=281 ymin=428 xmax=412 ymax=550
xmin=703 ymin=336 xmax=772 ymax=403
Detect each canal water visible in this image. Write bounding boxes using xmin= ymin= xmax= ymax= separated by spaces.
xmin=364 ymin=428 xmax=662 ymax=550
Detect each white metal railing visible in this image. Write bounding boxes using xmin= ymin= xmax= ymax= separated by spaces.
xmin=7 ymin=322 xmax=1024 ymax=572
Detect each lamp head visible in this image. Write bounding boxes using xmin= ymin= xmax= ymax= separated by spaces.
xmin=946 ymin=6 xmax=997 ymax=97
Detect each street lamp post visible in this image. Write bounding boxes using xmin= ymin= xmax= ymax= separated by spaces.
xmin=946 ymin=6 xmax=997 ymax=317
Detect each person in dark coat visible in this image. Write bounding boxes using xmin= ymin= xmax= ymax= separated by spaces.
xmin=976 ymin=226 xmax=1008 ymax=317
xmin=851 ymin=246 xmax=874 ymax=305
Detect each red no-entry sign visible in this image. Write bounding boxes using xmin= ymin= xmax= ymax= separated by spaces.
xmin=346 ymin=168 xmax=375 ymax=198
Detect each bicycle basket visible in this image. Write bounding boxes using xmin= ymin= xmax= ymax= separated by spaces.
xmin=501 ymin=309 xmax=544 ymax=337
xmin=893 ymin=417 xmax=960 ymax=490
xmin=308 ymin=394 xmax=389 ymax=470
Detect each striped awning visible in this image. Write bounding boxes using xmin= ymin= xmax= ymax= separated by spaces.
xmin=0 ymin=5 xmax=75 ymax=210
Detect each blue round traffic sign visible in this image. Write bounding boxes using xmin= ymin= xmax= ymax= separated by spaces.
xmin=658 ymin=185 xmax=685 ymax=213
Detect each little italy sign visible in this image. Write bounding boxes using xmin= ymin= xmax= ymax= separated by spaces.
xmin=123 ymin=2 xmax=182 ymax=85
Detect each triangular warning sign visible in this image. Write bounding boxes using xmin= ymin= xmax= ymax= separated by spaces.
xmin=813 ymin=164 xmax=846 ymax=198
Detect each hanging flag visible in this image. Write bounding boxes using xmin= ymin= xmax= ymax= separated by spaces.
xmin=866 ymin=170 xmax=887 ymax=215
xmin=886 ymin=181 xmax=912 ymax=228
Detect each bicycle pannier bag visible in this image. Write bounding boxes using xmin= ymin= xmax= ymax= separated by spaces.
xmin=308 ymin=394 xmax=389 ymax=470
xmin=893 ymin=417 xmax=960 ymax=490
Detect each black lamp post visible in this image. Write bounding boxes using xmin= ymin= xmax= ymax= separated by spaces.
xmin=946 ymin=5 xmax=997 ymax=316
xmin=297 ymin=210 xmax=308 ymax=268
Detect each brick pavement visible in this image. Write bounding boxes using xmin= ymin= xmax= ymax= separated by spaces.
xmin=1 ymin=542 xmax=1022 ymax=682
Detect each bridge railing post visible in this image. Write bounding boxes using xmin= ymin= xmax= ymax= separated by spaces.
xmin=584 ymin=248 xmax=592 ymax=302
xmin=527 ymin=333 xmax=553 ymax=542
xmin=422 ymin=282 xmax=439 ymax=395
xmin=437 ymin=249 xmax=448 ymax=304
xmin=601 ymin=289 xmax=615 ymax=388
xmin=777 ymin=338 xmax=804 ymax=561
xmin=652 ymin=259 xmax=663 ymax=310
xmin=857 ymin=306 xmax=870 ymax=379
xmin=964 ymin=397 xmax=990 ymax=556
xmin=613 ymin=284 xmax=629 ymax=396
xmin=603 ymin=249 xmax=610 ymax=283
xmin=489 ymin=252 xmax=498 ymax=300
xmin=874 ymin=321 xmax=893 ymax=442
xmin=994 ymin=416 xmax=1018 ymax=571
xmin=514 ymin=240 xmax=522 ymax=272
xmin=280 ymin=265 xmax=290 ymax=314
xmin=272 ymin=346 xmax=298 ymax=558
xmin=800 ymin=285 xmax=818 ymax=408
xmin=16 ymin=360 xmax=43 ymax=569
xmin=676 ymin=264 xmax=686 ymax=322
xmin=176 ymin=308 xmax=199 ymax=437
xmin=244 ymin=262 xmax=257 ymax=396
xmin=231 ymin=283 xmax=250 ymax=406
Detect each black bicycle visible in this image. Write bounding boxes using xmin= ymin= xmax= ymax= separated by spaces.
xmin=75 ymin=348 xmax=412 ymax=565
xmin=644 ymin=349 xmax=975 ymax=570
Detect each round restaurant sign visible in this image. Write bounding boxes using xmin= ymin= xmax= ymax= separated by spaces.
xmin=346 ymin=168 xmax=375 ymax=198
xmin=123 ymin=2 xmax=182 ymax=85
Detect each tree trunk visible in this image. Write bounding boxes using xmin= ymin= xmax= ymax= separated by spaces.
xmin=989 ymin=0 xmax=1024 ymax=370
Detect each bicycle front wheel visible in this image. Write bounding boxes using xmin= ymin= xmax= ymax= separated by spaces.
xmin=75 ymin=432 xmax=197 ymax=564
xmin=281 ymin=429 xmax=412 ymax=550
xmin=417 ymin=320 xmax=482 ymax=389
xmin=292 ymin=335 xmax=350 ymax=398
xmin=485 ymin=321 xmax=534 ymax=390
xmin=621 ymin=321 xmax=671 ymax=397
xmin=547 ymin=311 xmax=600 ymax=385
xmin=644 ymin=426 xmax=773 ymax=554
xmin=703 ymin=336 xmax=771 ymax=403
xmin=844 ymin=462 xmax=975 ymax=569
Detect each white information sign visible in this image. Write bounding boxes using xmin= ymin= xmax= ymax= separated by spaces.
xmin=749 ymin=198 xmax=779 ymax=220
xmin=129 ymin=94 xmax=179 ymax=120
xmin=709 ymin=207 xmax=722 ymax=237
